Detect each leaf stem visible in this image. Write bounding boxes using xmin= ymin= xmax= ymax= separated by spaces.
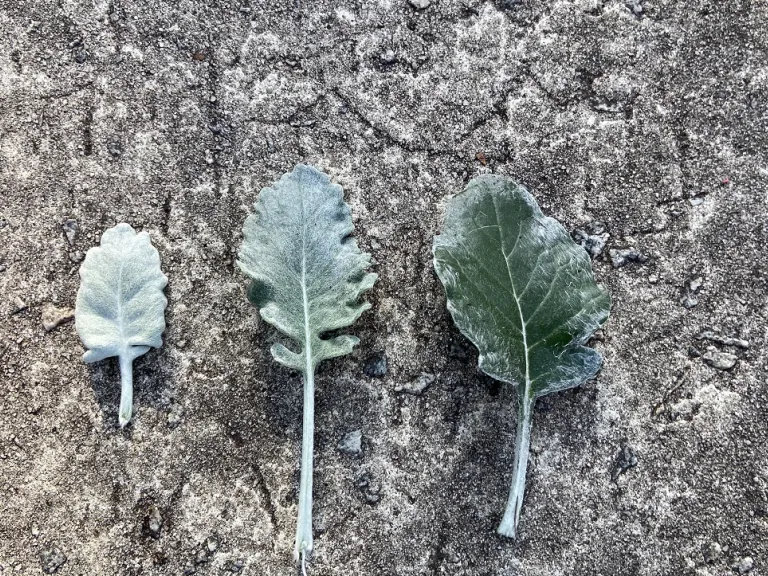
xmin=118 ymin=354 xmax=133 ymax=428
xmin=294 ymin=367 xmax=315 ymax=563
xmin=498 ymin=394 xmax=534 ymax=538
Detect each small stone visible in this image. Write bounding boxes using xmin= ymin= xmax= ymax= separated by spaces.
xmin=167 ymin=404 xmax=184 ymax=429
xmin=736 ymin=557 xmax=754 ymax=574
xmin=365 ymin=490 xmax=381 ymax=504
xmin=41 ymin=304 xmax=74 ymax=332
xmin=142 ymin=505 xmax=162 ymax=539
xmin=338 ymin=429 xmax=363 ymax=456
xmin=62 ymin=219 xmax=78 ymax=246
xmin=696 ymin=331 xmax=749 ymax=349
xmin=225 ymin=559 xmax=245 ymax=573
xmin=680 ymin=293 xmax=698 ymax=309
xmin=363 ymin=352 xmax=387 ymax=378
xmin=356 ymin=473 xmax=381 ymax=504
xmin=12 ymin=296 xmax=27 ymax=313
xmin=40 ymin=547 xmax=67 ymax=574
xmin=609 ymin=248 xmax=648 ymax=268
xmin=703 ymin=541 xmax=722 ymax=563
xmin=611 ymin=445 xmax=638 ymax=480
xmin=702 ymin=348 xmax=738 ymax=370
xmin=380 ymin=49 xmax=396 ymax=64
xmin=107 ymin=141 xmax=122 ymax=157
xmin=72 ymin=47 xmax=88 ymax=63
xmin=205 ymin=535 xmax=219 ymax=553
xmin=69 ymin=250 xmax=84 ymax=263
xmin=394 ymin=372 xmax=435 ymax=395
xmin=689 ymin=276 xmax=703 ymax=292
xmin=195 ymin=548 xmax=209 ymax=565
xmin=573 ymin=221 xmax=610 ymax=259
xmin=689 ymin=197 xmax=704 ymax=206
xmin=408 ymin=0 xmax=431 ymax=8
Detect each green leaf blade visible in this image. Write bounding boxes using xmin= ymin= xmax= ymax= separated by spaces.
xmin=433 ymin=175 xmax=610 ymax=538
xmin=433 ymin=175 xmax=609 ymax=397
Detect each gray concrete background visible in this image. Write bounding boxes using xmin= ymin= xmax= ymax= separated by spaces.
xmin=1 ymin=0 xmax=767 ymax=574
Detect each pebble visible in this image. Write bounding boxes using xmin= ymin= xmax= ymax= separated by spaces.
xmin=609 ymin=248 xmax=649 ymax=268
xmin=72 ymin=47 xmax=88 ymax=63
xmin=697 ymin=331 xmax=749 ymax=349
xmin=195 ymin=548 xmax=209 ymax=565
xmin=62 ymin=219 xmax=78 ymax=246
xmin=337 ymin=429 xmax=363 ymax=456
xmin=205 ymin=535 xmax=219 ymax=553
xmin=12 ymin=296 xmax=27 ymax=314
xmin=689 ymin=276 xmax=703 ymax=292
xmin=363 ymin=352 xmax=387 ymax=378
xmin=736 ymin=557 xmax=754 ymax=574
xmin=380 ymin=49 xmax=396 ymax=64
xmin=40 ymin=547 xmax=67 ymax=574
xmin=611 ymin=445 xmax=638 ymax=480
xmin=408 ymin=0 xmax=431 ymax=8
xmin=107 ymin=141 xmax=122 ymax=157
xmin=41 ymin=304 xmax=74 ymax=332
xmin=168 ymin=404 xmax=184 ymax=429
xmin=704 ymin=542 xmax=722 ymax=563
xmin=355 ymin=472 xmax=381 ymax=504
xmin=680 ymin=292 xmax=698 ymax=309
xmin=143 ymin=505 xmax=162 ymax=539
xmin=394 ymin=372 xmax=435 ymax=395
xmin=572 ymin=221 xmax=609 ymax=259
xmin=702 ymin=348 xmax=738 ymax=370
xmin=69 ymin=251 xmax=84 ymax=263
xmin=224 ymin=559 xmax=245 ymax=573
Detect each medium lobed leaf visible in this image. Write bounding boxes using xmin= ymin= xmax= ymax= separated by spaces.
xmin=237 ymin=164 xmax=377 ymax=371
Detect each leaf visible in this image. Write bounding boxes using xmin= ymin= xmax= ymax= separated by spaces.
xmin=75 ymin=223 xmax=168 ymax=427
xmin=433 ymin=175 xmax=610 ymax=538
xmin=237 ymin=164 xmax=376 ymax=564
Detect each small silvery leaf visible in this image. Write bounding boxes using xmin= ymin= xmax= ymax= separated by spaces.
xmin=238 ymin=164 xmax=376 ymax=566
xmin=75 ymin=223 xmax=168 ymax=427
xmin=433 ymin=175 xmax=610 ymax=538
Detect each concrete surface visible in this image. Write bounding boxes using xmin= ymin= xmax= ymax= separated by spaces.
xmin=0 ymin=0 xmax=767 ymax=574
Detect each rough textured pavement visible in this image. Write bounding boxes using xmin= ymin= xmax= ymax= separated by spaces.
xmin=1 ymin=0 xmax=767 ymax=574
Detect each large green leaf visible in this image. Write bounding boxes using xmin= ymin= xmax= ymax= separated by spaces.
xmin=237 ymin=164 xmax=376 ymax=565
xmin=433 ymin=175 xmax=610 ymax=538
xmin=75 ymin=223 xmax=168 ymax=427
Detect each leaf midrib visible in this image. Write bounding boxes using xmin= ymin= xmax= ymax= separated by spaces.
xmin=299 ymin=174 xmax=313 ymax=375
xmin=491 ymin=196 xmax=531 ymax=401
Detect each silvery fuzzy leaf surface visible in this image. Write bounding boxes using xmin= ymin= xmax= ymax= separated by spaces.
xmin=237 ymin=164 xmax=376 ymax=564
xmin=433 ymin=174 xmax=610 ymax=538
xmin=238 ymin=164 xmax=377 ymax=373
xmin=75 ymin=223 xmax=168 ymax=427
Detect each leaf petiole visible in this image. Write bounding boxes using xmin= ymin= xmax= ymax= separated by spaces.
xmin=294 ymin=367 xmax=315 ymax=563
xmin=118 ymin=354 xmax=134 ymax=428
xmin=498 ymin=394 xmax=534 ymax=538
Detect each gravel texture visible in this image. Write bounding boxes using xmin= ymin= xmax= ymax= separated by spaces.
xmin=0 ymin=1 xmax=767 ymax=575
